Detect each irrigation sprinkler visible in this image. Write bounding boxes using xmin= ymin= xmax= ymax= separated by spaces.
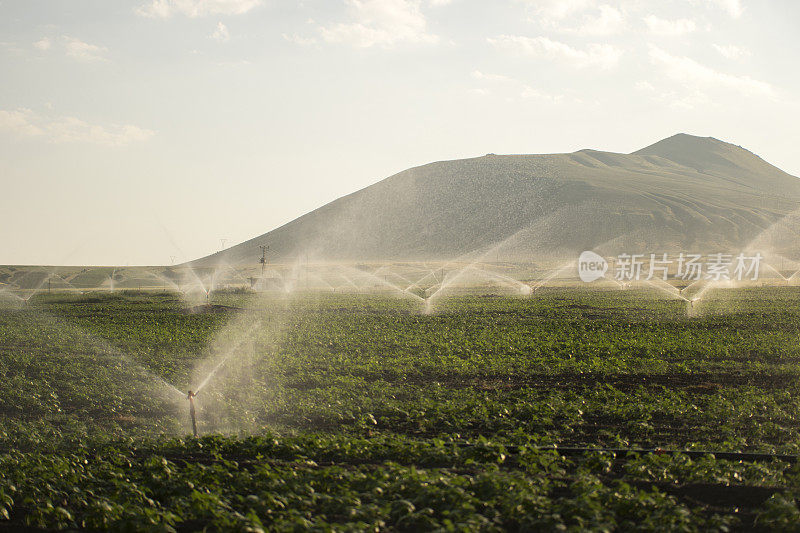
xmin=187 ymin=390 xmax=198 ymax=437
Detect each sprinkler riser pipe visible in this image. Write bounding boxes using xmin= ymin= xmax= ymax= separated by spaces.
xmin=187 ymin=390 xmax=198 ymax=437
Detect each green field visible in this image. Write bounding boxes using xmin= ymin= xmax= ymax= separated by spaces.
xmin=2 ymin=288 xmax=800 ymax=530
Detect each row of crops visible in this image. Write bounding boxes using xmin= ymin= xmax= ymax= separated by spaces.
xmin=1 ymin=288 xmax=800 ymax=529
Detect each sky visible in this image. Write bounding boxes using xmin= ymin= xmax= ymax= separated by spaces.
xmin=1 ymin=0 xmax=798 ymax=265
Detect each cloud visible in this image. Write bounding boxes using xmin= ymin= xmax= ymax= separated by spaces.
xmin=520 ymin=85 xmax=564 ymax=102
xmin=713 ymin=43 xmax=751 ymax=60
xmin=318 ymin=0 xmax=438 ymax=48
xmin=136 ymin=0 xmax=261 ymax=18
xmin=649 ymin=46 xmax=774 ymax=98
xmin=0 ymin=109 xmax=43 ymax=137
xmin=525 ymin=0 xmax=595 ymax=22
xmin=211 ymin=21 xmax=230 ymax=42
xmin=470 ymin=70 xmax=512 ymax=82
xmin=33 ymin=37 xmax=51 ymax=51
xmin=28 ymin=36 xmax=108 ymax=62
xmin=0 ymin=108 xmax=155 ymax=146
xmin=573 ymin=4 xmax=624 ymax=36
xmin=524 ymin=1 xmax=741 ymax=34
xmin=525 ymin=1 xmax=625 ymax=36
xmin=643 ymin=15 xmax=696 ymax=36
xmin=708 ymin=0 xmax=744 ymax=18
xmin=64 ymin=37 xmax=108 ymax=62
xmin=0 ymin=41 xmax=25 ymax=55
xmin=634 ymin=79 xmax=710 ymax=110
xmin=282 ymin=33 xmax=318 ymax=46
xmin=488 ymin=35 xmax=622 ymax=69
xmin=470 ymin=69 xmax=565 ymax=102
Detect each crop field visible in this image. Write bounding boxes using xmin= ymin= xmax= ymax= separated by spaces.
xmin=2 ymin=287 xmax=800 ymax=530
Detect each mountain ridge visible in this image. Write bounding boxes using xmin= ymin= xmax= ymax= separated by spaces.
xmin=191 ymin=134 xmax=800 ymax=266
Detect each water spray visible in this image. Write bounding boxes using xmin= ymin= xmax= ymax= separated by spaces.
xmin=521 ymin=284 xmax=532 ymax=297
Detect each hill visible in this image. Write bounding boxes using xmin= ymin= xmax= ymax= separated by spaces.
xmin=192 ymin=134 xmax=800 ymax=265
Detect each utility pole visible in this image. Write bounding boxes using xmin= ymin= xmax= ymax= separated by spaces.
xmin=220 ymin=239 xmax=227 ymax=251
xmin=259 ymin=245 xmax=269 ymax=278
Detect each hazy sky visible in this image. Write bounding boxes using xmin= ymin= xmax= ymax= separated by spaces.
xmin=1 ymin=0 xmax=798 ymax=265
